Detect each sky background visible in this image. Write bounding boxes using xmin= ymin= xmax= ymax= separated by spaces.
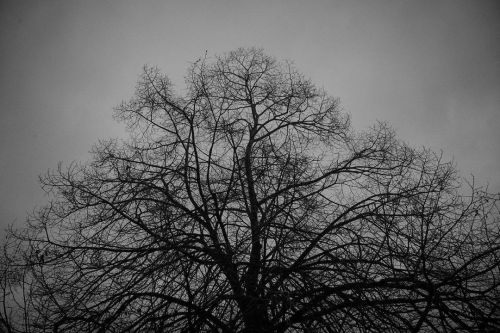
xmin=1 ymin=0 xmax=499 ymax=234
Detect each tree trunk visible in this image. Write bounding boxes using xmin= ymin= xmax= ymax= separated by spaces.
xmin=242 ymin=300 xmax=273 ymax=333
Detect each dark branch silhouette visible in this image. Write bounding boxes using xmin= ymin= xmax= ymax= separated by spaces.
xmin=1 ymin=48 xmax=499 ymax=332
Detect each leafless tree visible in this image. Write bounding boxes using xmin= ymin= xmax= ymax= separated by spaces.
xmin=3 ymin=48 xmax=500 ymax=332
xmin=1 ymin=233 xmax=35 ymax=333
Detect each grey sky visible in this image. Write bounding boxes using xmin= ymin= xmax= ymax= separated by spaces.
xmin=1 ymin=0 xmax=499 ymax=233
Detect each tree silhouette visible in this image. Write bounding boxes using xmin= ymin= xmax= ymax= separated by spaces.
xmin=2 ymin=48 xmax=500 ymax=332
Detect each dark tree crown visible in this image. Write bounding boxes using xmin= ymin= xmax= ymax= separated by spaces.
xmin=1 ymin=48 xmax=499 ymax=333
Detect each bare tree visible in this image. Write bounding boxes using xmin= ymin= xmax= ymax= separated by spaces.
xmin=4 ymin=48 xmax=500 ymax=332
xmin=1 ymin=233 xmax=35 ymax=333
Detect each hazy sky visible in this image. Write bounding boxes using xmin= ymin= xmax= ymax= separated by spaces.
xmin=1 ymin=0 xmax=499 ymax=234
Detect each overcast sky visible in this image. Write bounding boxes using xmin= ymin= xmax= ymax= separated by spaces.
xmin=1 ymin=0 xmax=499 ymax=234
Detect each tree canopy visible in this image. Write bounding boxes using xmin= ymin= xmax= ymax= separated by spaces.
xmin=2 ymin=48 xmax=500 ymax=332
